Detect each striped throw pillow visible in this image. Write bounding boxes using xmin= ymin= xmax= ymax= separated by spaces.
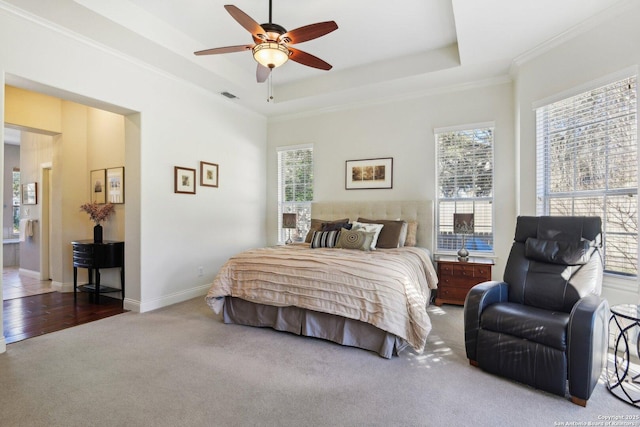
xmin=310 ymin=230 xmax=340 ymax=248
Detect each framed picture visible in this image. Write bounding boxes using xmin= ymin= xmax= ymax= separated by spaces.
xmin=174 ymin=166 xmax=196 ymax=194
xmin=200 ymin=161 xmax=219 ymax=188
xmin=345 ymin=157 xmax=393 ymax=190
xmin=106 ymin=167 xmax=125 ymax=204
xmin=22 ymin=182 xmax=37 ymax=205
xmin=90 ymin=169 xmax=106 ymax=204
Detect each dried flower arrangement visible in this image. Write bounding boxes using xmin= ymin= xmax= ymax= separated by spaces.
xmin=80 ymin=202 xmax=115 ymax=225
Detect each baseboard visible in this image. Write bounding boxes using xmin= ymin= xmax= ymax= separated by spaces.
xmin=18 ymin=268 xmax=40 ymax=279
xmin=51 ymin=281 xmax=73 ymax=292
xmin=123 ymin=298 xmax=140 ymax=312
xmin=135 ymin=283 xmax=211 ymax=313
xmin=0 ymin=336 xmax=6 ymax=354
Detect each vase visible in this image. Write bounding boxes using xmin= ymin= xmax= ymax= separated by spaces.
xmin=94 ymin=224 xmax=103 ymax=243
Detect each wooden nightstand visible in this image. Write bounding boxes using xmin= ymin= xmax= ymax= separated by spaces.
xmin=435 ymin=255 xmax=493 ymax=306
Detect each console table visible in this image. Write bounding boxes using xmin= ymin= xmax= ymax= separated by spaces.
xmin=72 ymin=240 xmax=124 ymax=303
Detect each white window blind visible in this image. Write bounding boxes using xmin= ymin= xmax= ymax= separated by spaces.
xmin=277 ymin=145 xmax=313 ymax=243
xmin=536 ymin=75 xmax=638 ymax=276
xmin=435 ymin=126 xmax=494 ymax=253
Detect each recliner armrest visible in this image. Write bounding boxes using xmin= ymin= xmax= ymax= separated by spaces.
xmin=464 ymin=281 xmax=509 ymax=362
xmin=567 ymin=295 xmax=610 ymax=403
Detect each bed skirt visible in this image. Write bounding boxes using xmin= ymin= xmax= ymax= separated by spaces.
xmin=223 ymin=296 xmax=409 ymax=358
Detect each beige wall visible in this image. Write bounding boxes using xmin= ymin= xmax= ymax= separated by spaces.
xmin=5 ymin=86 xmax=61 ymax=134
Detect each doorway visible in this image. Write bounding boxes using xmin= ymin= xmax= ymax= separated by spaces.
xmin=2 ymin=127 xmax=54 ymax=300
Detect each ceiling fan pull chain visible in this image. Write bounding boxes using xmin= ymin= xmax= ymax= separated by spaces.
xmin=267 ymin=73 xmax=274 ymax=102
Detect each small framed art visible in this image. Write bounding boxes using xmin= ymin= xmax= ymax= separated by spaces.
xmin=22 ymin=182 xmax=38 ymax=205
xmin=345 ymin=157 xmax=393 ymax=190
xmin=174 ymin=166 xmax=196 ymax=194
xmin=106 ymin=167 xmax=125 ymax=204
xmin=200 ymin=161 xmax=219 ymax=188
xmin=90 ymin=169 xmax=106 ymax=204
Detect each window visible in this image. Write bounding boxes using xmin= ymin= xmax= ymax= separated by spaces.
xmin=12 ymin=168 xmax=20 ymax=236
xmin=536 ymin=75 xmax=637 ymax=276
xmin=277 ymin=145 xmax=313 ymax=243
xmin=435 ymin=124 xmax=494 ymax=254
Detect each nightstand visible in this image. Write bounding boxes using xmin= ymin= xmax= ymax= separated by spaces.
xmin=435 ymin=255 xmax=493 ymax=306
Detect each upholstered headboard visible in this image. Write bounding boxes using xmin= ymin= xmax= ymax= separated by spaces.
xmin=310 ymin=200 xmax=434 ymax=251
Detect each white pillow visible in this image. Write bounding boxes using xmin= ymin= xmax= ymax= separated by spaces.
xmin=351 ymin=221 xmax=384 ymax=250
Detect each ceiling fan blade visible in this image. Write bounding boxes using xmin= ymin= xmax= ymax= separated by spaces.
xmin=256 ymin=64 xmax=271 ymax=83
xmin=224 ymin=5 xmax=265 ymax=39
xmin=288 ymin=47 xmax=332 ymax=70
xmin=194 ymin=45 xmax=253 ymax=56
xmin=279 ymin=21 xmax=338 ymax=45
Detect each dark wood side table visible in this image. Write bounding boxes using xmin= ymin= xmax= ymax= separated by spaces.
xmin=434 ymin=255 xmax=493 ymax=306
xmin=72 ymin=240 xmax=124 ymax=303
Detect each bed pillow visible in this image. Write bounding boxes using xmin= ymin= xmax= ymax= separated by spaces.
xmin=357 ymin=218 xmax=406 ymax=248
xmin=310 ymin=230 xmax=341 ymax=248
xmin=404 ymin=221 xmax=418 ymax=247
xmin=351 ymin=221 xmax=384 ymax=250
xmin=335 ymin=228 xmax=375 ymax=251
xmin=321 ymin=221 xmax=352 ymax=232
xmin=305 ymin=218 xmax=349 ymax=243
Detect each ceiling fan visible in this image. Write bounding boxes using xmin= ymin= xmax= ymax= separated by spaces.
xmin=194 ymin=1 xmax=338 ymax=83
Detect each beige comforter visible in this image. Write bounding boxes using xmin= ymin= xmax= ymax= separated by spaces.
xmin=205 ymin=244 xmax=438 ymax=353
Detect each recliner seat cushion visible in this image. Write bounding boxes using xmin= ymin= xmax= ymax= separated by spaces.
xmin=480 ymin=302 xmax=570 ymax=351
xmin=477 ymin=329 xmax=568 ymax=397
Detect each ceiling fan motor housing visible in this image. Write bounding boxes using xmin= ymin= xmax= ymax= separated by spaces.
xmin=256 ymin=22 xmax=287 ymax=42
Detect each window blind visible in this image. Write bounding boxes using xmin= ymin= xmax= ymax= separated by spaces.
xmin=277 ymin=145 xmax=313 ymax=243
xmin=435 ymin=126 xmax=494 ymax=253
xmin=536 ymin=75 xmax=638 ymax=276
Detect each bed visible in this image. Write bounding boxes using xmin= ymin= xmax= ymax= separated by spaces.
xmin=205 ymin=200 xmax=438 ymax=358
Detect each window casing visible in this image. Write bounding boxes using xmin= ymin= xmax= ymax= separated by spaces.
xmin=435 ymin=125 xmax=494 ymax=254
xmin=536 ymin=75 xmax=638 ymax=277
xmin=12 ymin=169 xmax=20 ymax=236
xmin=277 ymin=145 xmax=313 ymax=243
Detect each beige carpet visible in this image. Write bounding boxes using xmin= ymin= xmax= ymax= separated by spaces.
xmin=0 ymin=297 xmax=634 ymax=426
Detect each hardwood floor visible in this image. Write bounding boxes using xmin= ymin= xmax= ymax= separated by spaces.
xmin=3 ymin=290 xmax=127 ymax=345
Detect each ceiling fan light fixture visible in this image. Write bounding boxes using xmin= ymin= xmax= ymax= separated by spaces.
xmin=252 ymin=42 xmax=290 ymax=69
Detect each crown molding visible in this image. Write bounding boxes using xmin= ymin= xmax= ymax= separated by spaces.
xmin=510 ymin=0 xmax=637 ymax=74
xmin=268 ymin=74 xmax=512 ymax=123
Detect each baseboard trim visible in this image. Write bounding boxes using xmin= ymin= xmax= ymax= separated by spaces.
xmin=0 ymin=336 xmax=6 ymax=354
xmin=51 ymin=281 xmax=73 ymax=292
xmin=135 ymin=284 xmax=211 ymax=313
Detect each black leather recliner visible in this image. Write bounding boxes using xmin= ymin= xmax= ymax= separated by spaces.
xmin=464 ymin=216 xmax=609 ymax=406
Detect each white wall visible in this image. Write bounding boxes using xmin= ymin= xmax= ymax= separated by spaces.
xmin=268 ymin=82 xmax=516 ymax=280
xmin=514 ymin=2 xmax=640 ymax=304
xmin=0 ymin=0 xmax=266 ymax=353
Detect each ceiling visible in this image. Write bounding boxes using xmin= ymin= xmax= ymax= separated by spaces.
xmin=1 ymin=0 xmax=630 ymax=118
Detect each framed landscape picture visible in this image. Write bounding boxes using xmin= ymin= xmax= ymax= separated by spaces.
xmin=345 ymin=157 xmax=393 ymax=190
xmin=174 ymin=166 xmax=196 ymax=194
